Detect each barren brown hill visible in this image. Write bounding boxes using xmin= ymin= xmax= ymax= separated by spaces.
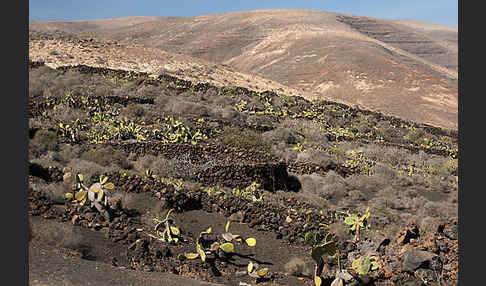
xmin=30 ymin=9 xmax=458 ymax=130
xmin=29 ymin=30 xmax=304 ymax=98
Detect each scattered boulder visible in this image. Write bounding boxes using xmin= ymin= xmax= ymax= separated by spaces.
xmin=443 ymin=224 xmax=458 ymax=240
xmin=397 ymin=223 xmax=420 ymax=245
xmin=401 ymin=250 xmax=437 ymax=272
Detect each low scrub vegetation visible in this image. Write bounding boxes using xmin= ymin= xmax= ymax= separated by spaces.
xmin=28 ymin=63 xmax=458 ymax=286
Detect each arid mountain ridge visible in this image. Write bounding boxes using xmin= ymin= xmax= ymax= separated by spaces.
xmin=29 ymin=9 xmax=458 ymax=130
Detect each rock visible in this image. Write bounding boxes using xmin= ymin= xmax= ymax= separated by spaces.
xmin=356 ymin=240 xmax=376 ymax=256
xmin=281 ymin=229 xmax=289 ymax=237
xmin=229 ymin=211 xmax=245 ymax=222
xmin=160 ymin=246 xmax=172 ymax=257
xmin=401 ymin=250 xmax=437 ymax=272
xmin=443 ymin=224 xmax=458 ymax=240
xmin=397 ymin=223 xmax=420 ymax=245
xmin=369 ymin=231 xmax=390 ymax=251
xmin=71 ymin=215 xmax=79 ymax=225
xmin=336 ymin=270 xmax=354 ymax=282
xmin=415 ymin=269 xmax=435 ymax=283
xmin=127 ymin=232 xmax=137 ymax=242
xmin=85 ymin=213 xmax=96 ymax=222
xmin=249 ymin=219 xmax=261 ymax=228
xmin=331 ymin=277 xmax=345 ymax=286
xmin=63 ymin=172 xmax=72 ymax=182
xmin=234 ymin=270 xmax=247 ymax=277
xmin=287 ymin=235 xmax=295 ymax=243
xmin=357 ymin=275 xmax=372 ymax=285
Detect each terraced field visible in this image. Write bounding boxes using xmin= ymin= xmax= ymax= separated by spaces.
xmin=29 ymin=61 xmax=457 ymax=285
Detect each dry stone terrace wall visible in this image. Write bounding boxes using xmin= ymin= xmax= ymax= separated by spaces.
xmin=28 ymin=60 xmax=458 ymax=285
xmin=29 ymin=60 xmax=457 ymax=139
xmin=103 ymin=141 xmax=294 ymax=192
xmin=102 ymin=140 xmax=354 ymax=185
xmin=27 ymin=159 xmax=459 ymax=285
xmin=29 ymin=61 xmax=457 ymax=169
xmin=195 ymin=162 xmax=291 ymax=192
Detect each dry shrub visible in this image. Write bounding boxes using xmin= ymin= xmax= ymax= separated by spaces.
xmin=371 ymin=163 xmax=398 ymax=182
xmin=295 ymin=149 xmax=336 ymax=169
xmin=418 ymin=216 xmax=441 ymax=235
xmin=30 ymin=151 xmax=64 ymax=169
xmin=134 ymin=153 xmax=216 ymax=179
xmin=374 ymin=121 xmax=400 ymax=140
xmin=347 ymin=189 xmax=367 ymax=202
xmin=120 ymin=104 xmax=145 ymax=119
xmin=154 ymin=93 xmax=171 ymax=107
xmin=220 ymin=106 xmax=240 ymax=120
xmin=66 ymin=158 xmax=117 ymax=184
xmin=363 ymin=145 xmax=410 ymax=167
xmin=207 ymin=94 xmax=235 ymax=107
xmin=405 ymin=128 xmax=428 ymax=143
xmin=115 ymin=192 xmax=160 ymax=212
xmin=277 ymin=118 xmax=328 ymax=146
xmin=136 ymin=85 xmax=165 ymax=99
xmin=344 ymin=174 xmax=386 ymax=196
xmin=220 ymin=126 xmax=272 ymax=153
xmin=404 ymin=196 xmax=429 ymax=212
xmin=322 ymin=170 xmax=346 ymax=185
xmin=419 ymin=201 xmax=457 ymax=218
xmin=297 ymin=174 xmax=326 ymax=196
xmin=42 ymin=70 xmax=85 ymax=100
xmin=313 ymin=171 xmax=348 ymax=202
xmin=271 ymin=143 xmax=298 ymax=162
xmin=135 ymin=154 xmax=181 ymax=178
xmin=80 ymin=146 xmax=129 ymax=169
xmin=164 ymin=98 xmax=208 ymax=117
xmin=355 ymin=114 xmax=377 ymax=133
xmin=320 ymin=182 xmax=348 ymax=202
xmin=329 ymin=221 xmax=353 ymax=241
xmin=443 ymin=159 xmax=458 ymax=175
xmin=29 ymin=129 xmax=59 ymax=158
xmin=29 ymin=66 xmax=61 ymax=98
xmin=139 ymin=102 xmax=169 ymax=124
xmin=426 ymin=176 xmax=452 ymax=193
xmin=43 ymin=182 xmax=70 ymax=203
xmin=367 ymin=186 xmax=400 ymax=210
xmin=262 ymin=127 xmax=299 ymax=145
xmin=448 ymin=190 xmax=458 ymax=204
xmin=57 ymin=144 xmax=82 ymax=164
xmin=337 ymin=196 xmax=359 ymax=210
xmin=133 ymin=154 xmax=157 ymax=173
xmin=284 ymin=257 xmax=313 ymax=277
xmin=111 ymin=83 xmax=136 ymax=98
xmin=45 ymin=103 xmax=87 ymax=123
xmin=28 ymin=117 xmax=45 ymax=130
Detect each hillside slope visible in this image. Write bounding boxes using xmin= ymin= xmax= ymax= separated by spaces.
xmin=30 ymin=9 xmax=458 ymax=130
xmin=28 ymin=62 xmax=458 ymax=285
